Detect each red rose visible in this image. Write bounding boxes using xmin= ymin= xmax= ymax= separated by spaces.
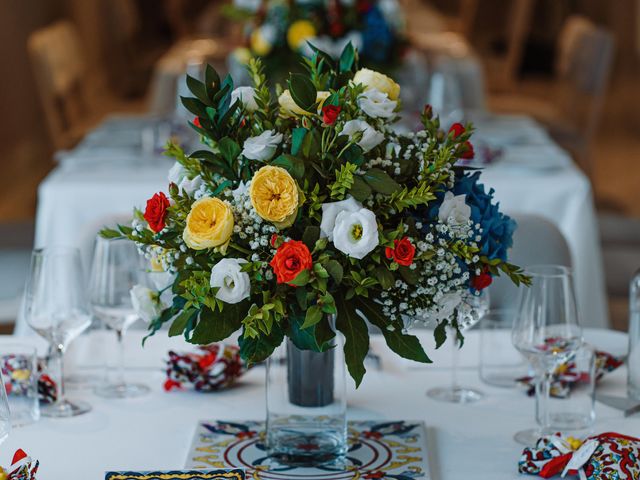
xmin=193 ymin=116 xmax=202 ymax=128
xmin=143 ymin=192 xmax=170 ymax=233
xmin=385 ymin=237 xmax=416 ymax=266
xmin=270 ymin=234 xmax=279 ymax=247
xmin=322 ymin=105 xmax=341 ymax=125
xmin=461 ymin=141 xmax=474 ymax=159
xmin=471 ymin=267 xmax=492 ymax=291
xmin=270 ymin=240 xmax=313 ymax=285
xmin=448 ymin=122 xmax=465 ymax=138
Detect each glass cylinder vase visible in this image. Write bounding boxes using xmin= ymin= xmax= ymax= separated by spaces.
xmin=265 ymin=328 xmax=347 ymax=466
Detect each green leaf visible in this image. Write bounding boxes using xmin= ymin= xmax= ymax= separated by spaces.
xmin=180 ymin=96 xmax=207 ymax=118
xmin=239 ymin=324 xmax=285 ymax=365
xmin=325 ymin=260 xmax=344 ymax=284
xmin=296 ymin=287 xmax=308 ymax=310
xmin=349 ymin=176 xmax=372 ymax=202
xmin=289 ymin=73 xmax=317 ymax=112
xmin=288 ymin=269 xmax=311 ymax=287
xmin=374 ymin=266 xmax=395 ymax=290
xmin=168 ymin=308 xmax=198 ymax=337
xmin=434 ymin=320 xmax=448 ymax=349
xmin=218 ymin=137 xmax=241 ymax=165
xmin=302 ymin=305 xmax=323 ymax=329
xmin=325 ymin=92 xmax=340 ymax=106
xmin=302 ymin=128 xmax=322 ymax=159
xmin=356 ymin=299 xmax=431 ymax=364
xmin=399 ymin=266 xmax=419 ymax=286
xmin=362 ymin=168 xmax=401 ymax=195
xmin=291 ymin=128 xmax=307 ymax=156
xmin=272 ymin=154 xmax=305 ymax=179
xmin=186 ymin=75 xmax=211 ymax=105
xmin=204 ymin=64 xmax=221 ymax=97
xmin=189 ymin=303 xmax=245 ymax=344
xmin=100 ymin=227 xmax=123 ymax=239
xmin=335 ymin=294 xmax=369 ymax=387
xmin=339 ymin=42 xmax=355 ymax=73
xmin=302 ymin=226 xmax=321 ymax=250
xmin=289 ymin=314 xmax=321 ymax=351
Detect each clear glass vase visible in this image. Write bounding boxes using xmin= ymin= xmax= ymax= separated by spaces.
xmin=265 ymin=329 xmax=347 ymax=466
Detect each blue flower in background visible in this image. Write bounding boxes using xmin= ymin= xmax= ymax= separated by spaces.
xmin=360 ymin=6 xmax=393 ymax=64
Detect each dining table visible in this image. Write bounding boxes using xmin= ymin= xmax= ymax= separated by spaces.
xmin=0 ymin=327 xmax=633 ymax=479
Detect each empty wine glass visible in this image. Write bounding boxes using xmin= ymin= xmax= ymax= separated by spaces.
xmin=512 ymin=265 xmax=583 ymax=445
xmin=23 ymin=247 xmax=92 ymax=417
xmin=90 ymin=237 xmax=150 ymax=399
xmin=427 ymin=289 xmax=490 ymax=403
xmin=0 ymin=374 xmax=10 ymax=444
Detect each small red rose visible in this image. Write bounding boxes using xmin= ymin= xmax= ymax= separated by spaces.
xmin=143 ymin=192 xmax=170 ymax=233
xmin=460 ymin=141 xmax=474 ymax=159
xmin=385 ymin=237 xmax=416 ymax=267
xmin=270 ymin=234 xmax=279 ymax=248
xmin=471 ymin=267 xmax=492 ymax=291
xmin=270 ymin=240 xmax=313 ymax=285
xmin=322 ymin=105 xmax=341 ymax=125
xmin=448 ymin=123 xmax=474 ymax=159
xmin=448 ymin=122 xmax=465 ymax=138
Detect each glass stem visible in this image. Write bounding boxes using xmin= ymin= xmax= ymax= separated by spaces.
xmin=451 ymin=329 xmax=459 ymax=391
xmin=54 ymin=343 xmax=65 ymax=406
xmin=536 ymin=369 xmax=553 ymax=433
xmin=116 ymin=329 xmax=125 ymax=386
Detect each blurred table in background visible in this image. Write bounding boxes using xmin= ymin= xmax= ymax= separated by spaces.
xmin=24 ymin=113 xmax=607 ymax=335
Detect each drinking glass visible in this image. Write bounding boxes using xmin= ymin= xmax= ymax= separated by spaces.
xmin=23 ymin=247 xmax=92 ymax=417
xmin=427 ymin=289 xmax=490 ymax=403
xmin=512 ymin=265 xmax=583 ymax=445
xmin=90 ymin=237 xmax=149 ymax=398
xmin=0 ymin=374 xmax=10 ymax=444
xmin=0 ymin=344 xmax=40 ymax=425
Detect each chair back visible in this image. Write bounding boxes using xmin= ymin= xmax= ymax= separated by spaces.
xmin=27 ymin=21 xmax=88 ymax=150
xmin=490 ymin=214 xmax=571 ymax=310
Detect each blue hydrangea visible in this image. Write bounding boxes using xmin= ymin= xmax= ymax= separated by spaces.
xmin=360 ymin=6 xmax=393 ymax=64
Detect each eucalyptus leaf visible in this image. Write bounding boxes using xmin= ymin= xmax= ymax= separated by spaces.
xmin=289 ymin=73 xmax=317 ymax=112
xmin=362 ymin=168 xmax=401 ymax=195
xmin=349 ymin=176 xmax=372 ymax=202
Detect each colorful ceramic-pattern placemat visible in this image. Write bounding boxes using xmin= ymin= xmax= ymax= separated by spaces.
xmin=185 ymin=420 xmax=430 ymax=480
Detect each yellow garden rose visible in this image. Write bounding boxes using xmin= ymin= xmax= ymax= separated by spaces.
xmin=287 ymin=20 xmax=317 ymax=51
xmin=183 ymin=197 xmax=234 ymax=250
xmin=278 ymin=89 xmax=330 ymax=117
xmin=250 ymin=166 xmax=299 ymax=226
xmin=353 ymin=68 xmax=400 ymax=100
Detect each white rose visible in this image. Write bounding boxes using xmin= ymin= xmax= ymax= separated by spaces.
xmin=358 ymin=89 xmax=397 ymax=118
xmin=353 ymin=68 xmax=400 ymax=100
xmin=130 ymin=285 xmax=164 ymax=324
xmin=434 ymin=292 xmax=462 ymax=321
xmin=340 ymin=119 xmax=384 ymax=153
xmin=438 ymin=192 xmax=471 ymax=226
xmin=320 ymin=196 xmax=362 ymax=241
xmin=231 ymin=86 xmax=259 ymax=112
xmin=210 ymin=258 xmax=251 ymax=304
xmin=333 ymin=208 xmax=379 ymax=259
xmin=168 ymin=162 xmax=203 ymax=195
xmin=241 ymin=130 xmax=283 ymax=161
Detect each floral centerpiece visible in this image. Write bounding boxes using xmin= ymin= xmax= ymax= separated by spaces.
xmin=104 ymin=43 xmax=528 ymax=389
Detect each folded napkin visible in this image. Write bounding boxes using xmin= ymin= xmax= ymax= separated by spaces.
xmin=519 ymin=432 xmax=640 ymax=479
xmin=517 ymin=351 xmax=623 ymax=398
xmin=164 ymin=344 xmax=246 ymax=392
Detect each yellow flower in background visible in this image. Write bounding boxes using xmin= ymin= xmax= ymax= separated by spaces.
xmin=250 ymin=166 xmax=299 ymax=226
xmin=183 ymin=197 xmax=234 ymax=250
xmin=287 ymin=20 xmax=316 ymax=51
xmin=250 ymin=26 xmax=274 ymax=56
xmin=353 ymin=68 xmax=400 ymax=100
xmin=232 ymin=47 xmax=253 ymax=65
xmin=278 ymin=90 xmax=330 ymax=117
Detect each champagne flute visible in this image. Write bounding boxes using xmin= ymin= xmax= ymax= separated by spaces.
xmin=23 ymin=247 xmax=92 ymax=417
xmin=427 ymin=289 xmax=490 ymax=403
xmin=90 ymin=237 xmax=150 ymax=399
xmin=512 ymin=265 xmax=583 ymax=445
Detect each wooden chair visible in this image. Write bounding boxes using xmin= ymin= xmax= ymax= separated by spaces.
xmin=489 ymin=15 xmax=615 ymax=176
xmin=27 ymin=21 xmax=94 ymax=150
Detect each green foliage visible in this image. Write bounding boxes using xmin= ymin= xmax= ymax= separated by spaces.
xmin=330 ymin=162 xmax=357 ymax=199
xmin=335 ymin=293 xmax=369 ymax=387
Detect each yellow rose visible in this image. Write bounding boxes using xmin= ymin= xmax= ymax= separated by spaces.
xmin=250 ymin=27 xmax=274 ymax=56
xmin=278 ymin=89 xmax=330 ymax=117
xmin=353 ymin=68 xmax=400 ymax=100
xmin=287 ymin=20 xmax=317 ymax=51
xmin=183 ymin=197 xmax=234 ymax=250
xmin=250 ymin=166 xmax=299 ymax=226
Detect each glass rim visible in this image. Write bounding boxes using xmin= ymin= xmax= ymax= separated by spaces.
xmin=524 ymin=264 xmax=572 ymax=278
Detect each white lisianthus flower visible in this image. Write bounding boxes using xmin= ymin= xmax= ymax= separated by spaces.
xmin=168 ymin=162 xmax=204 ymax=195
xmin=434 ymin=292 xmax=462 ymax=321
xmin=241 ymin=130 xmax=283 ymax=161
xmin=320 ymin=196 xmax=362 ymax=241
xmin=340 ymin=120 xmax=384 ymax=153
xmin=210 ymin=258 xmax=251 ymax=304
xmin=230 ymin=86 xmax=258 ymax=112
xmin=358 ymin=89 xmax=397 ymax=118
xmin=438 ymin=192 xmax=471 ymax=226
xmin=333 ymin=208 xmax=379 ymax=259
xmin=130 ymin=285 xmax=164 ymax=324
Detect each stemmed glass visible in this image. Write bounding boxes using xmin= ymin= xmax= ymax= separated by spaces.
xmin=0 ymin=374 xmax=10 ymax=443
xmin=427 ymin=289 xmax=490 ymax=403
xmin=23 ymin=247 xmax=92 ymax=417
xmin=512 ymin=265 xmax=583 ymax=445
xmin=89 ymin=237 xmax=150 ymax=399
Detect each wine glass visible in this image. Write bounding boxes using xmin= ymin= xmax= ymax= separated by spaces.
xmin=0 ymin=374 xmax=10 ymax=444
xmin=89 ymin=237 xmax=150 ymax=399
xmin=23 ymin=247 xmax=92 ymax=417
xmin=427 ymin=289 xmax=490 ymax=403
xmin=512 ymin=265 xmax=583 ymax=445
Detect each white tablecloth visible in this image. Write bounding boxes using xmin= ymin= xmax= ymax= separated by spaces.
xmin=0 ymin=328 xmax=633 ymax=479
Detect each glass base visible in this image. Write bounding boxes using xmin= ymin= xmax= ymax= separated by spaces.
xmin=95 ymin=383 xmax=150 ymax=399
xmin=267 ymin=429 xmax=347 ymax=467
xmin=427 ymin=386 xmax=484 ymax=403
xmin=514 ymin=428 xmax=543 ymax=446
xmin=41 ymin=399 xmax=91 ymax=418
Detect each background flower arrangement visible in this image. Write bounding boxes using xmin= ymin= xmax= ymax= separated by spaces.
xmin=104 ymin=44 xmax=529 ymax=386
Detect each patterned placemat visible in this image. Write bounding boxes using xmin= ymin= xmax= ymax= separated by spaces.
xmin=185 ymin=420 xmax=430 ymax=479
